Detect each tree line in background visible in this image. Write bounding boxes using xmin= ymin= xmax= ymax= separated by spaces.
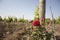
xmin=0 ymin=16 xmax=28 ymax=23
xmin=0 ymin=16 xmax=60 ymax=24
xmin=45 ymin=17 xmax=60 ymax=25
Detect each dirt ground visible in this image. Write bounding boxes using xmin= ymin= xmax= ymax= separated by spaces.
xmin=0 ymin=22 xmax=60 ymax=40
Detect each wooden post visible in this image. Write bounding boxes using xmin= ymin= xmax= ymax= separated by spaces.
xmin=39 ymin=0 xmax=46 ymax=26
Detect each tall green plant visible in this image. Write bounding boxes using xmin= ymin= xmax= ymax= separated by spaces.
xmin=13 ymin=17 xmax=17 ymax=22
xmin=34 ymin=7 xmax=39 ymax=20
xmin=8 ymin=16 xmax=13 ymax=22
xmin=4 ymin=17 xmax=8 ymax=22
xmin=4 ymin=16 xmax=13 ymax=22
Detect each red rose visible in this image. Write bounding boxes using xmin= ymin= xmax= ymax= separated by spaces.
xmin=33 ymin=20 xmax=40 ymax=26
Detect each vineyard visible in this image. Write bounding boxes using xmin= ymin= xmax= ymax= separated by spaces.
xmin=0 ymin=21 xmax=60 ymax=40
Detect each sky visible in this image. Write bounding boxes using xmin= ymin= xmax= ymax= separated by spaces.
xmin=0 ymin=0 xmax=60 ymax=20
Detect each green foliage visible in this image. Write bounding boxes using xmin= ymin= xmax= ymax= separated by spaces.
xmin=4 ymin=16 xmax=13 ymax=22
xmin=45 ymin=18 xmax=50 ymax=23
xmin=0 ymin=16 xmax=3 ymax=21
xmin=54 ymin=19 xmax=56 ymax=24
xmin=46 ymin=32 xmax=53 ymax=40
xmin=45 ymin=18 xmax=50 ymax=25
xmin=31 ymin=26 xmax=46 ymax=40
xmin=34 ymin=16 xmax=37 ymax=20
xmin=4 ymin=17 xmax=8 ymax=22
xmin=13 ymin=17 xmax=17 ymax=22
xmin=56 ymin=16 xmax=60 ymax=24
xmin=19 ymin=18 xmax=25 ymax=23
xmin=7 ymin=16 xmax=13 ymax=22
xmin=24 ymin=20 xmax=28 ymax=23
xmin=3 ymin=16 xmax=29 ymax=23
xmin=18 ymin=18 xmax=28 ymax=23
xmin=34 ymin=7 xmax=39 ymax=20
